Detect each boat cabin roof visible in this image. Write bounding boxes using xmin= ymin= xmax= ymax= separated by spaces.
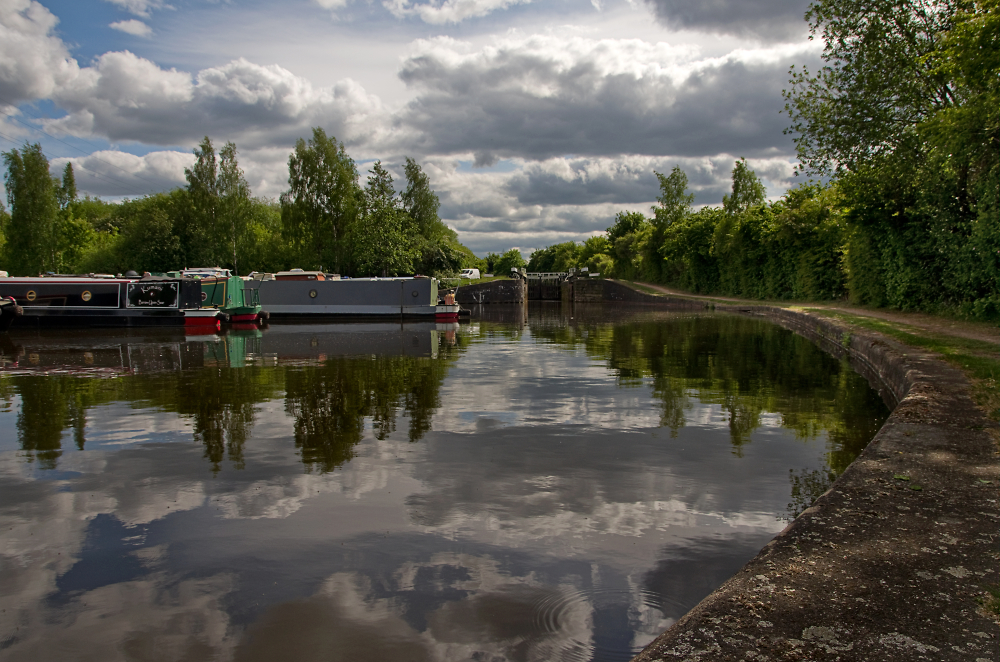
xmin=182 ymin=267 xmax=232 ymax=278
xmin=275 ymin=270 xmax=325 ymax=281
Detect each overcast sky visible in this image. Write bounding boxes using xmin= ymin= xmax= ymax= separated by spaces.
xmin=0 ymin=0 xmax=818 ymax=256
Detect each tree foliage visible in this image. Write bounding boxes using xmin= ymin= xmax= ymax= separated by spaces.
xmin=0 ymin=129 xmax=475 ymax=280
xmin=218 ymin=141 xmax=252 ymax=275
xmin=783 ymin=0 xmax=999 ymax=316
xmin=182 ymin=136 xmax=219 ymax=267
xmin=352 ymin=162 xmax=414 ymax=277
xmin=3 ymin=143 xmax=60 ymax=275
xmin=652 ymin=167 xmax=694 ymax=229
xmin=784 ymin=0 xmax=960 ymax=176
xmin=495 ymin=248 xmax=527 ymax=276
xmin=280 ymin=128 xmax=360 ymax=272
xmin=722 ymin=158 xmax=767 ymax=217
xmin=401 ymin=157 xmax=469 ymax=276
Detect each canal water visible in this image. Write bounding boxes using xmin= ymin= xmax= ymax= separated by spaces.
xmin=0 ymin=305 xmax=888 ymax=662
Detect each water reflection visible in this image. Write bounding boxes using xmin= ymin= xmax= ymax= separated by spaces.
xmin=0 ymin=309 xmax=888 ymax=661
xmin=524 ymin=306 xmax=885 ymax=466
xmin=0 ymin=324 xmax=462 ymax=472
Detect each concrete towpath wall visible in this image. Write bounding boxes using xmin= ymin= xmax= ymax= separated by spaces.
xmin=632 ymin=305 xmax=1000 ymax=662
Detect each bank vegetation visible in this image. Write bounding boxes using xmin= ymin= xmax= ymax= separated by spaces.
xmin=529 ymin=0 xmax=999 ymax=320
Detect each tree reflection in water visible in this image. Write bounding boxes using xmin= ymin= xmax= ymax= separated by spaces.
xmin=1 ymin=328 xmax=465 ymax=473
xmin=1 ymin=314 xmax=886 ymax=482
xmin=285 ymin=353 xmax=455 ymax=472
xmin=525 ymin=310 xmax=887 ymax=467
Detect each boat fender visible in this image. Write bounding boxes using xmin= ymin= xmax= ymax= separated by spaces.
xmin=219 ymin=312 xmax=231 ymax=323
xmin=260 ymin=310 xmax=270 ymax=321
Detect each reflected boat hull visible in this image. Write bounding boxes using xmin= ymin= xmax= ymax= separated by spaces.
xmin=0 ymin=321 xmax=455 ymax=373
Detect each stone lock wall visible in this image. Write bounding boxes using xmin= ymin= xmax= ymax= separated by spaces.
xmin=454 ymin=279 xmax=527 ymax=305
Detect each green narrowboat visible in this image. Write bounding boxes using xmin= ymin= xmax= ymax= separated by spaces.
xmin=181 ymin=268 xmax=264 ymax=324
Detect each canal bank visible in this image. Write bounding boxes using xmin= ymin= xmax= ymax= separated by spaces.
xmin=627 ymin=299 xmax=1000 ymax=660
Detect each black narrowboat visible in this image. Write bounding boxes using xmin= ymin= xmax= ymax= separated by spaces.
xmin=0 ymin=275 xmax=223 ymax=330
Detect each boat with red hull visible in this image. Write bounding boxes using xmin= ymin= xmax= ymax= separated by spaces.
xmin=0 ymin=276 xmax=224 ymax=330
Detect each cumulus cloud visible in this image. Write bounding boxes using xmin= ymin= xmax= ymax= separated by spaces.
xmin=1 ymin=1 xmax=814 ymax=254
xmin=384 ymin=0 xmax=532 ymax=24
xmin=417 ymin=153 xmax=796 ymax=254
xmin=45 ymin=52 xmax=389 ymax=150
xmin=504 ymin=154 xmax=796 ymax=207
xmin=48 ymin=146 xmax=295 ymax=200
xmin=51 ymin=150 xmax=193 ymax=198
xmin=0 ymin=0 xmax=79 ymax=106
xmin=104 ymin=0 xmax=167 ymax=18
xmin=397 ymin=35 xmax=813 ymax=161
xmin=644 ymin=0 xmax=812 ymax=41
xmin=109 ymin=18 xmax=152 ymax=36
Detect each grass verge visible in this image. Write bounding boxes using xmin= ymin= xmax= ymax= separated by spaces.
xmin=620 ymin=281 xmax=663 ymax=295
xmin=438 ymin=276 xmax=510 ymax=288
xmin=979 ymin=584 xmax=1000 ymax=624
xmin=623 ymin=281 xmax=734 ymax=304
xmin=804 ymin=309 xmax=1000 ymax=422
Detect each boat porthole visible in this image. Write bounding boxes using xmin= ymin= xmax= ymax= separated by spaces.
xmin=309 ymin=289 xmax=317 ymax=298
xmin=26 ymin=290 xmax=36 ymax=301
xmin=201 ymin=292 xmax=207 ymax=301
xmin=411 ymin=290 xmax=419 ymax=297
xmin=81 ymin=290 xmax=92 ymax=302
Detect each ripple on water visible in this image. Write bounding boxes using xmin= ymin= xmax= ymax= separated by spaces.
xmin=530 ymin=585 xmax=686 ymax=662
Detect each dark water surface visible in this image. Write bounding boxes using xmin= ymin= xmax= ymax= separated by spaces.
xmin=0 ymin=305 xmax=889 ymax=661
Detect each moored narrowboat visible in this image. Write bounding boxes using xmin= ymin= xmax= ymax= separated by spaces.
xmin=182 ymin=268 xmax=265 ymax=324
xmin=0 ymin=275 xmax=224 ymax=330
xmin=247 ymin=274 xmax=461 ymax=321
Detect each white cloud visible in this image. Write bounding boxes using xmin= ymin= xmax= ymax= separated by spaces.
xmin=313 ymin=0 xmax=349 ymax=9
xmin=109 ymin=18 xmax=152 ymax=37
xmin=239 ymin=564 xmax=596 ymax=662
xmin=0 ymin=0 xmax=79 ymax=106
xmin=1 ymin=2 xmax=812 ymax=253
xmin=384 ymin=0 xmax=532 ymax=24
xmin=51 ymin=150 xmax=194 ymax=198
xmin=49 ymin=146 xmax=297 ymax=201
xmin=45 ymin=52 xmax=390 ymax=150
xmin=104 ymin=0 xmax=167 ymax=18
xmin=410 ymin=153 xmax=796 ymax=254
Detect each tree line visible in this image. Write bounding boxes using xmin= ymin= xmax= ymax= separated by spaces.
xmin=530 ymin=0 xmax=998 ymax=319
xmin=0 ymin=128 xmax=482 ymax=278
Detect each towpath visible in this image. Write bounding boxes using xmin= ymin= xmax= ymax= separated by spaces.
xmin=631 ymin=281 xmax=999 ymax=345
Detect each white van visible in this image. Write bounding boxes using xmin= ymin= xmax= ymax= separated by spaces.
xmin=460 ymin=268 xmax=481 ymax=280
